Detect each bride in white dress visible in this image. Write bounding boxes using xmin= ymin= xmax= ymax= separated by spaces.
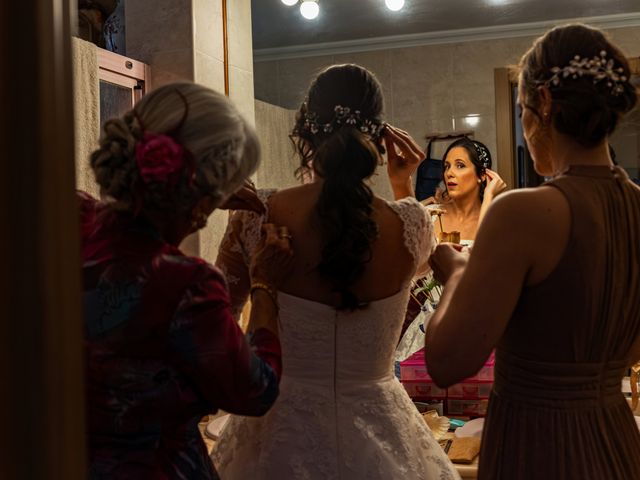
xmin=212 ymin=64 xmax=460 ymax=480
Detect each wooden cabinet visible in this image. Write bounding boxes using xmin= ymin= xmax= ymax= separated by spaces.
xmin=97 ymin=48 xmax=149 ymax=127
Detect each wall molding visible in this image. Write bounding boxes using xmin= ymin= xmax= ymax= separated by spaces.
xmin=254 ymin=12 xmax=640 ymax=62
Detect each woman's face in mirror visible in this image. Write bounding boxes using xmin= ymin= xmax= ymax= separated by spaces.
xmin=443 ymin=147 xmax=480 ymax=201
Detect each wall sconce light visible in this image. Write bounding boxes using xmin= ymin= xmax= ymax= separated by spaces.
xmin=300 ymin=0 xmax=320 ymax=19
xmin=281 ymin=0 xmax=298 ymax=6
xmin=464 ymin=114 xmax=480 ymax=127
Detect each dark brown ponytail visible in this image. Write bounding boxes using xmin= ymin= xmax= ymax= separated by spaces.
xmin=519 ymin=24 xmax=637 ymax=148
xmin=291 ymin=64 xmax=385 ymax=309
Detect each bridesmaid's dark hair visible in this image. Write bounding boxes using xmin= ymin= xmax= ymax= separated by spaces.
xmin=291 ymin=64 xmax=384 ymax=310
xmin=519 ymin=24 xmax=637 ymax=148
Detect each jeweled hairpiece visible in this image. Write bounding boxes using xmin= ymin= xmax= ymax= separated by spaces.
xmin=472 ymin=141 xmax=491 ymax=169
xmin=547 ymin=50 xmax=628 ymax=96
xmin=302 ymin=105 xmax=384 ymax=139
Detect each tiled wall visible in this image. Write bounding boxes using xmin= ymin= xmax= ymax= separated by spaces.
xmin=254 ymin=25 xmax=640 ymax=181
xmin=254 ymin=100 xmax=298 ymax=190
xmin=126 ymin=0 xmax=196 ymax=86
xmin=227 ymin=0 xmax=255 ymax=125
xmin=125 ymin=0 xmax=255 ymax=263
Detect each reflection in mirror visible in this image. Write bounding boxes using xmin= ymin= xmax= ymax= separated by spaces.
xmin=610 ymin=105 xmax=640 ymax=185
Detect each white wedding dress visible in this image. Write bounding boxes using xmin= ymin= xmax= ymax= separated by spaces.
xmin=212 ymin=195 xmax=460 ymax=480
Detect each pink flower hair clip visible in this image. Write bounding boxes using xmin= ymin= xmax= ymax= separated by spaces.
xmin=135 ymin=132 xmax=193 ymax=188
xmin=133 ymin=89 xmax=195 ymax=189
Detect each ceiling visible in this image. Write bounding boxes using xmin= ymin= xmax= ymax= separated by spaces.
xmin=252 ymin=0 xmax=640 ymax=51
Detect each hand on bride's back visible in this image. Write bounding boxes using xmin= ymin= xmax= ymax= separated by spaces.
xmin=250 ymin=223 xmax=295 ymax=287
xmin=219 ymin=179 xmax=266 ymax=214
xmin=429 ymin=243 xmax=469 ymax=284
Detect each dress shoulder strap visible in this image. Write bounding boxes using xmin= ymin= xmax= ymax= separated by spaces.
xmin=385 ymin=197 xmax=434 ymax=268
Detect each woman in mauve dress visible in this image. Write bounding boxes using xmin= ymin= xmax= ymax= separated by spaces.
xmin=427 ymin=24 xmax=640 ymax=480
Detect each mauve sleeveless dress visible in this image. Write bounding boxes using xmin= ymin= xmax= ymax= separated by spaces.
xmin=479 ymin=165 xmax=640 ymax=480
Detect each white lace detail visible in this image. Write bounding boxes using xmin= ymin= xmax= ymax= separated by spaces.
xmin=212 ymin=194 xmax=456 ymax=479
xmin=213 ymin=374 xmax=337 ymax=479
xmin=240 ymin=189 xmax=277 ymax=262
xmin=385 ymin=197 xmax=435 ymax=276
xmin=213 ymin=289 xmax=460 ymax=479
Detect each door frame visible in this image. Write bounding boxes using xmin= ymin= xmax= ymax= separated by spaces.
xmin=1 ymin=0 xmax=86 ymax=478
xmin=494 ymin=58 xmax=640 ymax=190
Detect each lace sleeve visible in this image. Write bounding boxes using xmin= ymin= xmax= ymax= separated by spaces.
xmin=386 ymin=197 xmax=435 ymax=278
xmin=215 ymin=189 xmax=276 ymax=320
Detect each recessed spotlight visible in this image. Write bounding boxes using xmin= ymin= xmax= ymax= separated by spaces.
xmin=300 ymin=0 xmax=319 ymax=19
xmin=385 ymin=0 xmax=405 ymax=11
xmin=281 ymin=0 xmax=298 ymax=6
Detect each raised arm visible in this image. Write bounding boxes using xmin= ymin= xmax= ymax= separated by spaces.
xmin=168 ymin=225 xmax=293 ymax=416
xmin=167 ymin=266 xmax=281 ymax=416
xmin=216 ymin=183 xmax=272 ymax=321
xmin=383 ymin=125 xmax=425 ymax=200
xmin=216 ymin=211 xmax=253 ymax=320
xmin=478 ymin=168 xmax=507 ymax=223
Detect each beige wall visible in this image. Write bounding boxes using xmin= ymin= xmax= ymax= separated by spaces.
xmin=254 ymin=25 xmax=640 ymax=184
xmin=73 ymin=0 xmax=255 ymax=264
xmin=124 ymin=0 xmax=255 ymax=263
xmin=254 ymin=100 xmax=298 ymax=189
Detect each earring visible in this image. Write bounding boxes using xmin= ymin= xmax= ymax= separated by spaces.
xmin=191 ymin=212 xmax=208 ymax=230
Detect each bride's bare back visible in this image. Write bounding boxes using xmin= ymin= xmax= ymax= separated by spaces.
xmin=268 ymin=182 xmax=416 ymax=308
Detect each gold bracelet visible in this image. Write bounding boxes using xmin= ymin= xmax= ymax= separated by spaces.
xmin=250 ymin=282 xmax=279 ymax=311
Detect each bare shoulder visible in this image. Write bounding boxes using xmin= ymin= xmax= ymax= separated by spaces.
xmin=484 ymin=186 xmax=570 ymax=233
xmin=273 ymin=183 xmax=319 ymax=197
xmin=267 ymin=184 xmax=320 ymax=222
xmin=476 ymin=185 xmax=571 ymax=284
xmin=269 ymin=184 xmax=316 ymax=204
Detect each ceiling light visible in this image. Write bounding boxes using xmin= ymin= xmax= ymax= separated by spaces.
xmin=385 ymin=0 xmax=405 ymax=11
xmin=281 ymin=0 xmax=298 ymax=6
xmin=300 ymin=0 xmax=319 ymax=19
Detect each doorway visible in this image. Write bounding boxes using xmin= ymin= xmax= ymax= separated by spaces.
xmin=495 ymin=58 xmax=640 ymax=188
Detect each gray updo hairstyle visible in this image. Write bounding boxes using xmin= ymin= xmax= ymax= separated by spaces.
xmin=90 ymin=81 xmax=260 ymax=215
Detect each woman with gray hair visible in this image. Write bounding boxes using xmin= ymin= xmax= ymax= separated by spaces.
xmin=81 ymin=82 xmax=293 ymax=479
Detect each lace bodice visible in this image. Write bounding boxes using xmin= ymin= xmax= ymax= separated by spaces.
xmin=216 ymin=190 xmax=434 ymax=319
xmin=213 ymin=192 xmax=457 ymax=479
xmin=278 ymin=290 xmax=410 ymax=384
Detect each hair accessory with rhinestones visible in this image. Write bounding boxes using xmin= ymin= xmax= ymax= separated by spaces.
xmin=472 ymin=141 xmax=491 ymax=169
xmin=302 ymin=105 xmax=384 ymax=139
xmin=547 ymin=50 xmax=628 ymax=95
